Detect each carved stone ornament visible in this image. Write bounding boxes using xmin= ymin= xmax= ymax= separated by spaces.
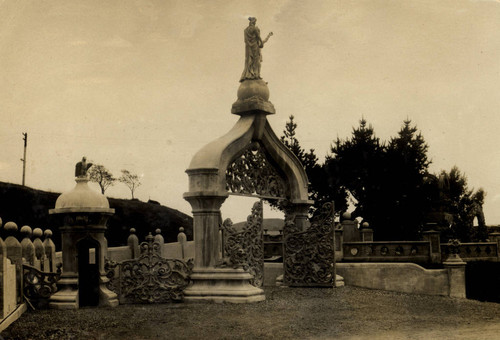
xmin=283 ymin=202 xmax=335 ymax=287
xmin=226 ymin=143 xmax=286 ymax=198
xmin=218 ymin=200 xmax=264 ymax=287
xmin=105 ymin=234 xmax=193 ymax=303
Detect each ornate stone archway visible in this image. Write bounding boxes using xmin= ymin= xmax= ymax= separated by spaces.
xmin=183 ymin=82 xmax=315 ymax=303
xmin=183 ymin=19 xmax=335 ymax=302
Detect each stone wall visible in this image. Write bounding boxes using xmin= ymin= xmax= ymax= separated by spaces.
xmin=337 ymin=263 xmax=455 ymax=297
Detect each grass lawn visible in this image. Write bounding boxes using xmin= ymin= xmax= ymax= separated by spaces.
xmin=3 ymin=286 xmax=500 ymax=339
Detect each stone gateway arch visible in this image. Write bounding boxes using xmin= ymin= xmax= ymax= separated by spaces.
xmin=183 ymin=19 xmax=335 ymax=303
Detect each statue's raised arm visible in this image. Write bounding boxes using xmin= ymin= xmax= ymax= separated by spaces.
xmin=240 ymin=17 xmax=273 ymax=82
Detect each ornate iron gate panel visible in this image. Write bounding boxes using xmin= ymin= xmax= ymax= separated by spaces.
xmin=283 ymin=202 xmax=335 ymax=287
xmin=219 ymin=200 xmax=264 ymax=287
xmin=23 ymin=264 xmax=61 ymax=309
xmin=105 ymin=234 xmax=193 ymax=304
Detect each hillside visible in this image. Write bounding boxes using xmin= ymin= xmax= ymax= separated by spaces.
xmin=0 ymin=181 xmax=193 ymax=250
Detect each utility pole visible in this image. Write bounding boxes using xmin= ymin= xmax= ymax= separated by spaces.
xmin=21 ymin=132 xmax=27 ymax=186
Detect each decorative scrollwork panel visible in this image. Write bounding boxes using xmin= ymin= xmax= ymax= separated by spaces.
xmin=105 ymin=234 xmax=193 ymax=304
xmin=23 ymin=263 xmax=62 ymax=308
xmin=218 ymin=200 xmax=264 ymax=287
xmin=283 ymin=202 xmax=335 ymax=287
xmin=226 ymin=143 xmax=287 ymax=198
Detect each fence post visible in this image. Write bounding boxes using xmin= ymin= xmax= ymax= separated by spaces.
xmin=488 ymin=232 xmax=500 ymax=261
xmin=178 ymin=227 xmax=187 ymax=260
xmin=154 ymin=228 xmax=165 ymax=257
xmin=360 ymin=222 xmax=374 ymax=242
xmin=334 ymin=223 xmax=343 ymax=261
xmin=43 ymin=229 xmax=57 ymax=272
xmin=127 ymin=228 xmax=140 ymax=259
xmin=422 ymin=229 xmax=441 ymax=264
xmin=443 ymin=239 xmax=466 ymax=298
xmin=20 ymin=225 xmax=35 ymax=266
xmin=341 ymin=213 xmax=361 ymax=242
xmin=32 ymin=228 xmax=45 ymax=271
xmin=4 ymin=222 xmax=22 ymax=304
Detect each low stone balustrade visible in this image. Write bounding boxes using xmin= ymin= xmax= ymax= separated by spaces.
xmin=343 ymin=241 xmax=432 ymax=263
xmin=441 ymin=242 xmax=498 ymax=262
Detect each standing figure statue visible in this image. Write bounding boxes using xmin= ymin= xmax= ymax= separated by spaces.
xmin=75 ymin=156 xmax=93 ymax=178
xmin=240 ymin=17 xmax=273 ymax=82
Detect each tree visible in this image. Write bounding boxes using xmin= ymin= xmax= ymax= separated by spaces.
xmin=327 ymin=119 xmax=432 ymax=240
xmin=438 ymin=167 xmax=487 ymax=241
xmin=119 ymin=170 xmax=142 ymax=199
xmin=327 ymin=119 xmax=386 ymax=229
xmin=279 ymin=115 xmax=348 ymax=213
xmin=383 ymin=120 xmax=431 ymax=240
xmin=88 ymin=164 xmax=116 ymax=194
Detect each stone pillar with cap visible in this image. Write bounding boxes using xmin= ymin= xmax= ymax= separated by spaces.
xmin=20 ymin=225 xmax=35 ymax=266
xmin=49 ymin=160 xmax=118 ymax=309
xmin=360 ymin=222 xmax=374 ymax=242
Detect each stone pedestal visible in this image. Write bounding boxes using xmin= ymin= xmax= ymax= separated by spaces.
xmin=184 ymin=268 xmax=265 ymax=303
xmin=444 ymin=255 xmax=466 ymax=298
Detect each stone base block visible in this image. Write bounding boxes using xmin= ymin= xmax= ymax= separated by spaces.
xmin=49 ymin=287 xmax=79 ymax=310
xmin=99 ymin=285 xmax=119 ymax=307
xmin=335 ymin=274 xmax=345 ymax=287
xmin=184 ymin=268 xmax=265 ymax=303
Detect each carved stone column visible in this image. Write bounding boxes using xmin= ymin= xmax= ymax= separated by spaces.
xmin=183 ymin=173 xmax=264 ymax=303
xmin=184 ymin=194 xmax=227 ymax=268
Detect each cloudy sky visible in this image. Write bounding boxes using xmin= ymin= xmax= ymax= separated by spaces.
xmin=1 ymin=0 xmax=499 ymax=225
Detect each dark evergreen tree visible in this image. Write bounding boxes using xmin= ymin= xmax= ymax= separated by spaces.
xmin=327 ymin=119 xmax=386 ymax=230
xmin=439 ymin=167 xmax=487 ymax=241
xmin=384 ymin=120 xmax=431 ymax=240
xmin=280 ymin=115 xmax=348 ymax=214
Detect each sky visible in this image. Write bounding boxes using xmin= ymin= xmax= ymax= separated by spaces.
xmin=1 ymin=0 xmax=499 ymax=225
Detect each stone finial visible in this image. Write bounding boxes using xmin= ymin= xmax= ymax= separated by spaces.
xmin=44 ymin=229 xmax=53 ymax=239
xmin=361 ymin=222 xmax=370 ymax=229
xmin=127 ymin=228 xmax=140 ymax=259
xmin=4 ymin=222 xmax=22 ymax=264
xmin=32 ymin=228 xmax=45 ymax=269
xmin=43 ymin=229 xmax=56 ymax=272
xmin=4 ymin=221 xmax=18 ymax=235
xmin=154 ymin=228 xmax=165 ymax=256
xmin=178 ymin=227 xmax=187 ymax=260
xmin=20 ymin=225 xmax=35 ymax=265
xmin=154 ymin=228 xmax=164 ymax=243
xmin=177 ymin=227 xmax=187 ymax=243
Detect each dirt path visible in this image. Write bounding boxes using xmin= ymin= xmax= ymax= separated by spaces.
xmin=3 ymin=286 xmax=500 ymax=339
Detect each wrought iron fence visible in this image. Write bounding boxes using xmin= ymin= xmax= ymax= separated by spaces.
xmin=105 ymin=234 xmax=193 ymax=304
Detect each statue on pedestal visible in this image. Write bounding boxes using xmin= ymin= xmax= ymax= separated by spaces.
xmin=75 ymin=157 xmax=93 ymax=178
xmin=240 ymin=17 xmax=273 ymax=82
